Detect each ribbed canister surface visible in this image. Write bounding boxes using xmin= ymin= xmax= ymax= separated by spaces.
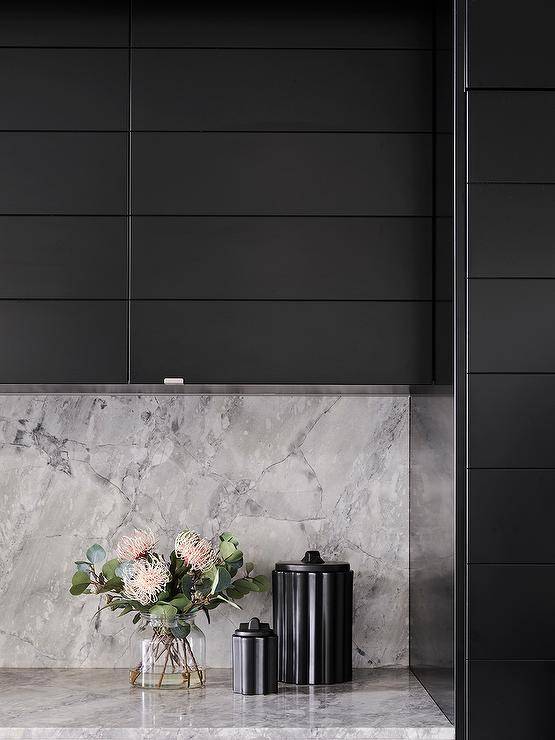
xmin=232 ymin=621 xmax=278 ymax=695
xmin=273 ymin=568 xmax=353 ymax=685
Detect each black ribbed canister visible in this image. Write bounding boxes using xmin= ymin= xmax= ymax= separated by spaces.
xmin=232 ymin=617 xmax=278 ymax=695
xmin=273 ymin=550 xmax=353 ymax=685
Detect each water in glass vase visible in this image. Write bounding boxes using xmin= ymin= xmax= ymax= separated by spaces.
xmin=130 ymin=613 xmax=206 ymax=690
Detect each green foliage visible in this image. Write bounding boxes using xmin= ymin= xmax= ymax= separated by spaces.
xmin=150 ymin=604 xmax=178 ymax=620
xmin=171 ymin=622 xmax=191 ymax=639
xmin=102 ymin=559 xmax=119 ymax=581
xmin=70 ymin=529 xmax=270 ymax=625
xmin=86 ymin=544 xmax=106 ymax=564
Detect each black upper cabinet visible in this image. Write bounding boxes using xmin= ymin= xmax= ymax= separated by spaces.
xmin=133 ymin=50 xmax=432 ymax=132
xmin=470 ymin=92 xmax=555 ymax=182
xmin=132 ymin=1 xmax=432 ymax=49
xmin=470 ymin=185 xmax=555 ymax=277
xmin=469 ymin=374 xmax=555 ymax=468
xmin=132 ymin=133 xmax=432 ymax=215
xmin=0 ymin=133 xmax=127 ymax=214
xmin=469 ymin=0 xmax=555 ymax=88
xmin=0 ymin=217 xmax=127 ymax=299
xmin=0 ymin=50 xmax=128 ymax=131
xmin=131 ymin=301 xmax=432 ymax=384
xmin=132 ymin=217 xmax=432 ymax=300
xmin=0 ymin=1 xmax=129 ymax=47
xmin=470 ymin=279 xmax=555 ymax=372
xmin=0 ymin=301 xmax=127 ymax=383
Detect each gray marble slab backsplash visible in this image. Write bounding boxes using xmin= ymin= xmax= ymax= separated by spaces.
xmin=0 ymin=394 xmax=408 ymax=668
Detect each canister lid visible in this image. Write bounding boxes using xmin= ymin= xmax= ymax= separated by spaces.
xmin=274 ymin=550 xmax=351 ymax=573
xmin=234 ymin=617 xmax=275 ymax=637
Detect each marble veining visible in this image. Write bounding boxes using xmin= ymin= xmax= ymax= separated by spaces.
xmin=0 ymin=667 xmax=454 ymax=739
xmin=0 ymin=394 xmax=409 ymax=669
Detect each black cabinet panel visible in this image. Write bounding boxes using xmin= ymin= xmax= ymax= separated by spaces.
xmin=0 ymin=1 xmax=129 ymax=47
xmin=470 ymin=185 xmax=555 ymax=277
xmin=133 ymin=50 xmax=432 ymax=132
xmin=0 ymin=133 xmax=127 ymax=214
xmin=132 ymin=133 xmax=432 ymax=215
xmin=132 ymin=1 xmax=432 ymax=49
xmin=131 ymin=301 xmax=432 ymax=384
xmin=469 ymin=374 xmax=555 ymax=468
xmin=470 ymin=92 xmax=555 ymax=183
xmin=132 ymin=217 xmax=432 ymax=300
xmin=0 ymin=217 xmax=126 ymax=299
xmin=470 ymin=565 xmax=555 ymax=659
xmin=0 ymin=301 xmax=126 ymax=383
xmin=0 ymin=50 xmax=128 ymax=131
xmin=470 ymin=279 xmax=555 ymax=372
xmin=470 ymin=470 xmax=555 ymax=564
xmin=469 ymin=661 xmax=555 ymax=740
xmin=469 ymin=0 xmax=555 ymax=88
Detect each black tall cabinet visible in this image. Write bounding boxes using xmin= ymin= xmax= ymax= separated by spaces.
xmin=460 ymin=1 xmax=555 ymax=737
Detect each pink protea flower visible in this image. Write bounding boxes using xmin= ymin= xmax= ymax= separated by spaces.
xmin=116 ymin=529 xmax=157 ymax=562
xmin=122 ymin=555 xmax=170 ymax=605
xmin=175 ymin=529 xmax=218 ymax=572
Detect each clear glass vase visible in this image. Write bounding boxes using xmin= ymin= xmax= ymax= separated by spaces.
xmin=129 ymin=613 xmax=206 ymax=689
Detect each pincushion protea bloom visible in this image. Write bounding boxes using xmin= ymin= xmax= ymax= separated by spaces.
xmin=122 ymin=555 xmax=170 ymax=605
xmin=116 ymin=529 xmax=157 ymax=561
xmin=175 ymin=529 xmax=218 ymax=572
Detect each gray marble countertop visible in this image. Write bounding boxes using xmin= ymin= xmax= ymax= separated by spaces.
xmin=0 ymin=668 xmax=454 ymax=739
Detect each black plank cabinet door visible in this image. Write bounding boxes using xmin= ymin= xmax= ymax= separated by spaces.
xmin=132 ymin=217 xmax=432 ymax=300
xmin=469 ymin=185 xmax=555 ymax=277
xmin=469 ymin=279 xmax=555 ymax=372
xmin=0 ymin=1 xmax=129 ymax=46
xmin=131 ymin=301 xmax=432 ymax=384
xmin=469 ymin=470 xmax=555 ymax=564
xmin=0 ymin=301 xmax=127 ymax=383
xmin=469 ymin=0 xmax=555 ymax=88
xmin=0 ymin=218 xmax=127 ymax=299
xmin=470 ymin=92 xmax=555 ymax=183
xmin=132 ymin=133 xmax=432 ymax=216
xmin=469 ymin=661 xmax=555 ymax=740
xmin=0 ymin=134 xmax=127 ymax=215
xmin=133 ymin=50 xmax=432 ymax=132
xmin=132 ymin=1 xmax=432 ymax=49
xmin=0 ymin=50 xmax=128 ymax=131
xmin=469 ymin=375 xmax=555 ymax=468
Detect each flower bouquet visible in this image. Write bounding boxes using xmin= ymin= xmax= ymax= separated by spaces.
xmin=70 ymin=528 xmax=269 ymax=689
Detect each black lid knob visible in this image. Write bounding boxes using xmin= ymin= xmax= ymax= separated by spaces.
xmin=234 ymin=616 xmax=275 ymax=637
xmin=301 ymin=550 xmax=325 ymax=564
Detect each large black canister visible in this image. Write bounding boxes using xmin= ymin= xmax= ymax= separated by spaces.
xmin=273 ymin=550 xmax=353 ymax=685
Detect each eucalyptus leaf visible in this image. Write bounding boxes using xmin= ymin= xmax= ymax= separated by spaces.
xmin=149 ymin=604 xmax=178 ymax=620
xmin=245 ymin=562 xmax=255 ymax=575
xmin=72 ymin=571 xmax=90 ymax=587
xmin=219 ymin=540 xmax=236 ymax=560
xmin=86 ymin=544 xmax=106 ymax=564
xmin=211 ymin=566 xmax=232 ymax=594
xmin=180 ymin=574 xmax=193 ymax=597
xmin=133 ymin=613 xmax=142 ymax=625
xmin=226 ymin=586 xmax=245 ymax=599
xmin=225 ymin=549 xmax=244 ymax=564
xmin=219 ymin=532 xmax=239 ymax=545
xmin=253 ymin=574 xmax=271 ymax=591
xmin=69 ymin=582 xmax=89 ymax=596
xmin=169 ymin=594 xmax=192 ymax=612
xmin=102 ymin=558 xmax=119 ymax=581
xmin=76 ymin=562 xmax=91 ymax=573
xmin=232 ymin=578 xmax=257 ymax=594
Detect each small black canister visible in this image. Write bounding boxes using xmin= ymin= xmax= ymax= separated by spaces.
xmin=273 ymin=550 xmax=353 ymax=685
xmin=232 ymin=617 xmax=278 ymax=695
